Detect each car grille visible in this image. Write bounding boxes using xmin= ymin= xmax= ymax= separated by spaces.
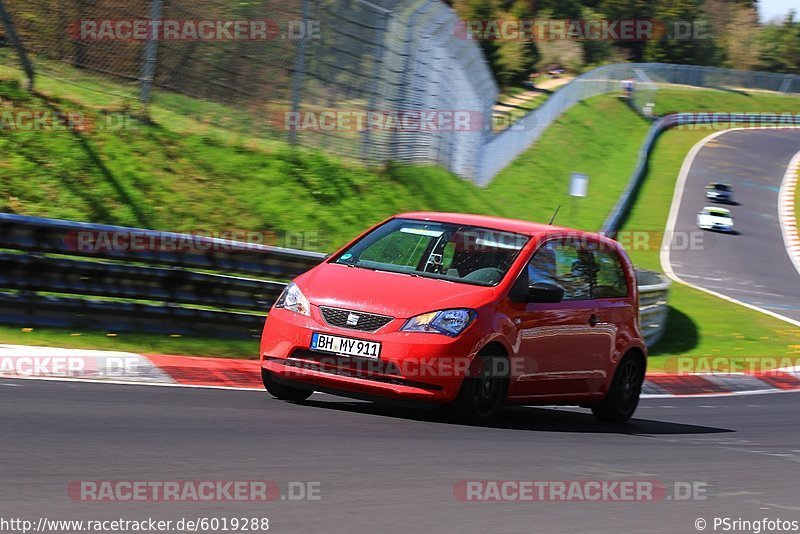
xmin=319 ymin=306 xmax=394 ymax=332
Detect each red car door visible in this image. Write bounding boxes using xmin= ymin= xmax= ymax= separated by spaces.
xmin=507 ymin=240 xmax=614 ymax=399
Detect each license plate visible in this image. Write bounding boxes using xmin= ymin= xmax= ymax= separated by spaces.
xmin=310 ymin=332 xmax=381 ymax=359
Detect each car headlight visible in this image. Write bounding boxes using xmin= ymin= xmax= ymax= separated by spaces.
xmin=274 ymin=282 xmax=310 ymax=316
xmin=401 ymin=309 xmax=476 ymax=337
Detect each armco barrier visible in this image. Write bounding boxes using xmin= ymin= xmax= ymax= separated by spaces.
xmin=0 ymin=213 xmax=324 ymax=339
xmin=636 ymin=269 xmax=671 ymax=347
xmin=600 ymin=114 xmax=679 ymax=235
xmin=0 ymin=212 xmax=325 ymax=278
xmin=1 ymin=212 xmax=669 ymax=346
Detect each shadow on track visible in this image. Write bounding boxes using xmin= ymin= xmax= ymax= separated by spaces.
xmin=294 ymin=398 xmax=733 ymax=435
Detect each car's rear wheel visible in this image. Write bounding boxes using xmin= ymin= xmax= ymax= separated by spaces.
xmin=591 ymin=355 xmax=644 ymax=423
xmin=450 ymin=349 xmax=509 ymax=424
xmin=262 ymin=368 xmax=313 ymax=402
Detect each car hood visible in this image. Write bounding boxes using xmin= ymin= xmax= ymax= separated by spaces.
xmin=700 ymin=214 xmax=732 ymax=225
xmin=295 ymin=263 xmax=498 ymax=319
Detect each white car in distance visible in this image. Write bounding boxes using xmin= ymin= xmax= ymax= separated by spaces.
xmin=697 ymin=206 xmax=734 ymax=233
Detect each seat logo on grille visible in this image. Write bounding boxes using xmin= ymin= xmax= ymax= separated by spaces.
xmin=346 ymin=313 xmax=360 ymax=326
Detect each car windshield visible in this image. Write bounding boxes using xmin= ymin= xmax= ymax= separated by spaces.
xmin=332 ymin=218 xmax=529 ymax=286
xmin=708 ymin=210 xmax=730 ymax=218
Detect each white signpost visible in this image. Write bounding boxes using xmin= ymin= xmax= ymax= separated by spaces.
xmin=568 ymin=172 xmax=589 ymax=224
xmin=569 ymin=172 xmax=589 ymax=198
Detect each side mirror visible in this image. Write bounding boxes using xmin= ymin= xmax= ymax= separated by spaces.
xmin=527 ymin=282 xmax=564 ymax=303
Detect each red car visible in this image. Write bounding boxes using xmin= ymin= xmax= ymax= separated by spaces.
xmin=260 ymin=212 xmax=647 ymax=423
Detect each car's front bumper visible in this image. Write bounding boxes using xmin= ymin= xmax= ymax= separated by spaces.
xmin=698 ymin=221 xmax=733 ymax=232
xmin=260 ymin=307 xmax=481 ymax=404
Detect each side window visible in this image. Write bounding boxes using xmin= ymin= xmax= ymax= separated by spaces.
xmin=593 ymin=250 xmax=629 ymax=298
xmin=527 ymin=241 xmax=593 ymax=301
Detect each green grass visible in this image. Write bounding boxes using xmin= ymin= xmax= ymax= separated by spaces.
xmin=2 ymin=58 xmax=800 ymax=359
xmin=621 ymin=129 xmax=800 ymax=371
xmin=487 ymin=96 xmax=652 ymax=230
xmin=0 ymin=77 xmax=653 ymax=251
xmin=0 ymin=325 xmax=257 ymax=359
xmin=653 ymin=88 xmax=800 ymax=116
xmin=0 ymin=69 xmax=656 ymax=356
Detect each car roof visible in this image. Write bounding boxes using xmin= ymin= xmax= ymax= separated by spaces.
xmin=395 ymin=211 xmax=611 ymax=242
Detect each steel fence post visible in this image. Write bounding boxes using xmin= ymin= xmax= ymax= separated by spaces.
xmin=0 ymin=0 xmax=35 ymax=90
xmin=361 ymin=4 xmax=393 ymax=162
xmin=139 ymin=0 xmax=162 ymax=106
xmin=289 ymin=0 xmax=311 ymax=146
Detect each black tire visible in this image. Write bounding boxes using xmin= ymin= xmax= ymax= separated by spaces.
xmin=262 ymin=368 xmax=313 ymax=402
xmin=591 ymin=355 xmax=644 ymax=423
xmin=450 ymin=350 xmax=509 ymax=424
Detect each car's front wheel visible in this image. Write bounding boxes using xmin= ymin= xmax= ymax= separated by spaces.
xmin=450 ymin=349 xmax=509 ymax=424
xmin=262 ymin=368 xmax=313 ymax=402
xmin=591 ymin=355 xmax=644 ymax=423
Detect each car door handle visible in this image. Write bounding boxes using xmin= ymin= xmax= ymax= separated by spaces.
xmin=588 ymin=314 xmax=599 ymax=327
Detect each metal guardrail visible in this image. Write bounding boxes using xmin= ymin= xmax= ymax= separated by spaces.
xmin=600 ymin=112 xmax=793 ymax=235
xmin=2 ymin=212 xmax=670 ymax=346
xmin=0 ymin=213 xmax=325 ymax=338
xmin=0 ymin=213 xmax=325 ymax=277
xmin=636 ymin=268 xmax=671 ymax=347
xmin=600 ymin=114 xmax=678 ymax=235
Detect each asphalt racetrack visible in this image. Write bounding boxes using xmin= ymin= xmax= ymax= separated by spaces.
xmin=3 ymin=379 xmax=800 ymax=533
xmin=666 ymin=128 xmax=800 ymax=323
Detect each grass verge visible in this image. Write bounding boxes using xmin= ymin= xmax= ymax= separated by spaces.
xmin=653 ymin=88 xmax=800 ymax=116
xmin=0 ymin=77 xmax=652 ymax=250
xmin=0 ymin=325 xmax=257 ymax=359
xmin=2 ymin=60 xmax=800 ymax=359
xmin=0 ymin=71 xmax=652 ymax=356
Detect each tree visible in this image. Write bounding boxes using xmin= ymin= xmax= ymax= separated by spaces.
xmin=642 ymin=0 xmax=724 ymax=66
xmin=704 ymin=0 xmax=761 ymax=70
xmin=758 ymin=11 xmax=800 ymax=74
xmin=452 ymin=0 xmax=539 ymax=86
xmin=597 ymin=0 xmax=657 ymax=60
